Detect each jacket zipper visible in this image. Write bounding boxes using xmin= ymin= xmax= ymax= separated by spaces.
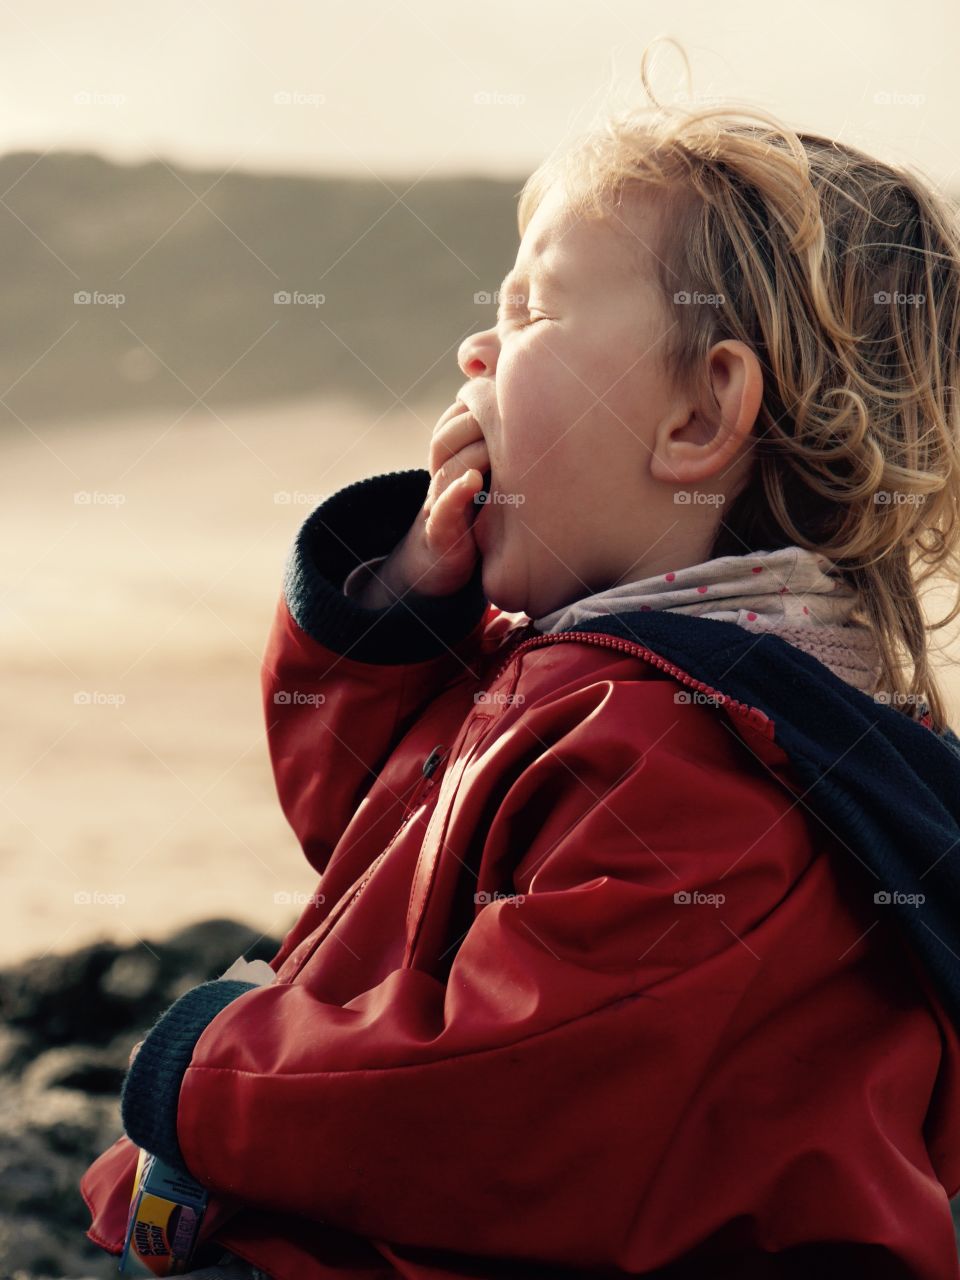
xmin=291 ymin=745 xmax=451 ymax=965
xmin=397 ymin=743 xmax=448 ymax=822
xmin=288 ymin=630 xmax=769 ymax=980
xmin=342 ymin=746 xmax=450 ymax=914
xmin=487 ymin=629 xmax=773 ymax=735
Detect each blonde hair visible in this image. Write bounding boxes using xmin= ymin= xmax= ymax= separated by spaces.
xmin=518 ymin=44 xmax=960 ymax=733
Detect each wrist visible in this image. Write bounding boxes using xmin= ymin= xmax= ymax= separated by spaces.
xmin=354 ymin=548 xmax=425 ymax=609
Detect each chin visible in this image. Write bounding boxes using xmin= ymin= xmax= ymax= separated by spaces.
xmin=479 ymin=556 xmax=529 ymax=617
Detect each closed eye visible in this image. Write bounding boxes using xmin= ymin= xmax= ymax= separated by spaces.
xmin=500 ymin=310 xmax=549 ymax=330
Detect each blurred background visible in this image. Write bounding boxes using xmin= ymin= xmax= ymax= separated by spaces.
xmin=1 ymin=2 xmax=959 ymax=1274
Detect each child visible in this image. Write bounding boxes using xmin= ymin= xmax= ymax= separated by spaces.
xmin=83 ymin=81 xmax=960 ymax=1280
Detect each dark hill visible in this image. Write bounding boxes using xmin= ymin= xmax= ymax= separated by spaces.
xmin=0 ymin=151 xmax=523 ymax=425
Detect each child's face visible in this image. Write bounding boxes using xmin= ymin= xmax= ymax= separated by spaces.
xmin=456 ymin=181 xmax=732 ymax=620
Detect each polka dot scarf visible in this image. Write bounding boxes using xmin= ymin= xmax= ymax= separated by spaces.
xmin=531 ymin=545 xmax=884 ymax=694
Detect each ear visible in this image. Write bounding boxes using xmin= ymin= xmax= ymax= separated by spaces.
xmin=650 ymin=339 xmax=762 ymax=485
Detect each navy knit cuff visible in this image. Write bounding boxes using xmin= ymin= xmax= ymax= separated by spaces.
xmin=120 ymin=979 xmax=257 ymax=1172
xmin=282 ymin=468 xmax=488 ymax=665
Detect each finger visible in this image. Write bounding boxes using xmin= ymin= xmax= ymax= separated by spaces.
xmin=430 ymin=440 xmax=490 ymax=499
xmin=436 ymin=399 xmax=468 ymax=427
xmin=430 ymin=411 xmax=485 ymax=474
xmin=426 ymin=469 xmax=485 ymax=545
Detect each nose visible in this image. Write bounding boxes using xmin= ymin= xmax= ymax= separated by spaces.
xmin=457 ymin=325 xmax=499 ymax=379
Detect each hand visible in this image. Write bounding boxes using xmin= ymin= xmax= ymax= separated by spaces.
xmin=128 ymin=1039 xmax=144 ymax=1067
xmin=357 ymin=400 xmax=491 ymax=605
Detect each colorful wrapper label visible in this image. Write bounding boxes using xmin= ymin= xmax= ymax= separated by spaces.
xmin=119 ymin=1147 xmax=209 ymax=1276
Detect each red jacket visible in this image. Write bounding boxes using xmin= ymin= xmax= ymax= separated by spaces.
xmin=82 ymin=467 xmax=960 ymax=1280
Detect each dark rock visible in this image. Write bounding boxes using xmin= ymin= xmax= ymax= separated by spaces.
xmin=0 ymin=1024 xmax=35 ymax=1076
xmin=0 ymin=918 xmax=281 ymax=1052
xmin=99 ymin=951 xmax=161 ymax=1003
xmin=0 ymin=1210 xmax=118 ymax=1279
xmin=162 ymin=917 xmax=280 ymax=980
xmin=0 ymin=917 xmax=281 ymax=1280
xmin=0 ymin=942 xmax=128 ymax=1046
xmin=23 ymin=1047 xmax=128 ymax=1098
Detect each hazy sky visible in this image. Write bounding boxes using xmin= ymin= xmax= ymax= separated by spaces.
xmin=1 ymin=0 xmax=957 ymax=189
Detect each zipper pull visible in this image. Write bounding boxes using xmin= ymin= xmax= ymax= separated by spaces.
xmin=422 ymin=744 xmax=447 ymax=778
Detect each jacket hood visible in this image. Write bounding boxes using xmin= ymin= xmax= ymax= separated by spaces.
xmin=549 ymin=607 xmax=960 ymax=1031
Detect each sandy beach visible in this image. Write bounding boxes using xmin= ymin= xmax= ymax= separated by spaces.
xmin=3 ymin=393 xmax=958 ymax=966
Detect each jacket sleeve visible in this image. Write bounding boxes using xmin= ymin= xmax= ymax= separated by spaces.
xmin=263 ymin=467 xmax=489 ymax=879
xmin=121 ymin=683 xmax=825 ymax=1269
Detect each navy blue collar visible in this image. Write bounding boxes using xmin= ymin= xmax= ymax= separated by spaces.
xmin=558 ymin=609 xmax=960 ymax=1028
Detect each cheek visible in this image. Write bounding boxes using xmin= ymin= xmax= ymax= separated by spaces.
xmin=496 ymin=337 xmax=591 ymax=483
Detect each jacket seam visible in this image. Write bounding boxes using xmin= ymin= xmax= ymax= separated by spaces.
xmin=183 ymin=984 xmax=656 ymax=1083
